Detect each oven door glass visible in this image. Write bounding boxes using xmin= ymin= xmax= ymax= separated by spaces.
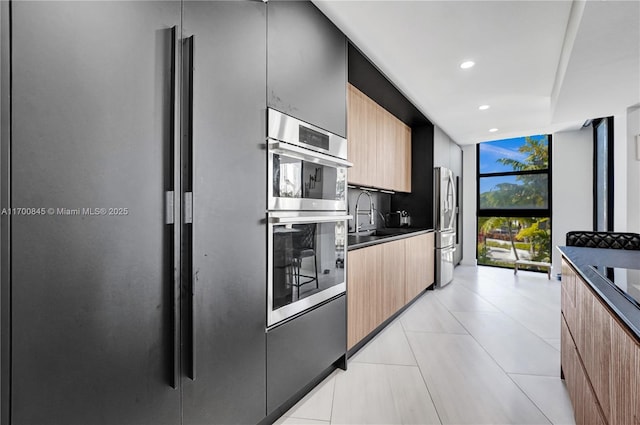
xmin=268 ymin=144 xmax=348 ymax=211
xmin=268 ymin=214 xmax=348 ymax=327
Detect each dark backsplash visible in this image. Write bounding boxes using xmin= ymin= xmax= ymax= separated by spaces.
xmin=391 ymin=124 xmax=435 ymax=230
xmin=347 ymin=189 xmax=391 ymax=233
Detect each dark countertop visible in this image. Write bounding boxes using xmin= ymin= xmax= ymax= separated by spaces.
xmin=347 ymin=228 xmax=434 ymax=251
xmin=558 ymin=246 xmax=640 ymax=341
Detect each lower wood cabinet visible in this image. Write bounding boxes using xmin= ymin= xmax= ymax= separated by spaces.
xmin=381 ymin=240 xmax=406 ymax=322
xmin=561 ymin=258 xmax=640 ymax=425
xmin=347 ymin=233 xmax=434 ymax=350
xmin=609 ymin=317 xmax=640 ymax=425
xmin=561 ymin=316 xmax=607 ymax=425
xmin=347 ymin=244 xmax=382 ymax=349
xmin=561 ymin=259 xmax=577 ymax=333
xmin=405 ymin=233 xmax=435 ymax=302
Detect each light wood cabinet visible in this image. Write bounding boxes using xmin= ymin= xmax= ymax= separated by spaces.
xmin=347 ymin=83 xmax=411 ymax=192
xmin=405 ymin=233 xmax=434 ymax=302
xmin=561 ymin=260 xmax=577 ymax=336
xmin=376 ymin=107 xmax=397 ymax=191
xmin=609 ymin=317 xmax=640 ymax=425
xmin=347 ymin=84 xmax=377 ymax=187
xmin=575 ymin=275 xmax=612 ymax=421
xmin=347 ymin=233 xmax=435 ymax=350
xmin=347 ymin=244 xmax=382 ymax=350
xmin=561 ymin=258 xmax=640 ymax=425
xmin=561 ymin=317 xmax=607 ymax=425
xmin=380 ymin=239 xmax=406 ymax=322
xmin=395 ymin=120 xmax=412 ymax=192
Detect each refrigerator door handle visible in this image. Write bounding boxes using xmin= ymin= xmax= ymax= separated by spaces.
xmin=446 ymin=172 xmax=456 ymax=230
xmin=442 ymin=245 xmax=456 ymax=254
xmin=182 ymin=34 xmax=196 ymax=381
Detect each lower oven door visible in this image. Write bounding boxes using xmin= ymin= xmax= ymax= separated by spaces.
xmin=268 ymin=211 xmax=351 ymax=328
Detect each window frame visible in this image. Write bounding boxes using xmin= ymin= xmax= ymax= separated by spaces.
xmin=592 ymin=117 xmax=614 ymax=232
xmin=475 ymin=135 xmax=553 ymax=265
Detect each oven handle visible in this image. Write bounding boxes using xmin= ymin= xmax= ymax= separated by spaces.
xmin=268 ymin=140 xmax=353 ymax=169
xmin=269 ymin=214 xmax=353 ymax=224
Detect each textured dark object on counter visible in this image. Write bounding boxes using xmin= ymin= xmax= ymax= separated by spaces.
xmin=386 ymin=211 xmax=402 ymax=227
xmin=566 ymin=231 xmax=640 ymax=250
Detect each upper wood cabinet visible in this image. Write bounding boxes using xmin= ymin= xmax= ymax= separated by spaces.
xmin=347 ymin=84 xmax=377 ymax=186
xmin=396 ymin=120 xmax=412 ymax=192
xmin=376 ymin=107 xmax=397 ymax=191
xmin=347 ymin=83 xmax=411 ymax=192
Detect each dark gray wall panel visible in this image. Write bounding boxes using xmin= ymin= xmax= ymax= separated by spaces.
xmin=348 ymin=44 xmax=431 ymax=128
xmin=181 ymin=2 xmax=267 ymax=424
xmin=10 ymin=2 xmax=181 ymax=424
xmin=0 ymin=1 xmax=10 ymax=423
xmin=267 ymin=0 xmax=347 ymax=137
xmin=267 ymin=296 xmax=346 ymax=414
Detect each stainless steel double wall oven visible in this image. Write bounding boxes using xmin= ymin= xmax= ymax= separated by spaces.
xmin=267 ymin=109 xmax=352 ymax=327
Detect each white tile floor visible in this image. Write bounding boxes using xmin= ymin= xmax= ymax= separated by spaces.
xmin=275 ymin=265 xmax=576 ymax=425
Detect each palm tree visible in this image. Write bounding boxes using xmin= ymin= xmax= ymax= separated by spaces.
xmin=516 ymin=218 xmax=551 ymax=261
xmin=480 ymin=216 xmax=520 ymax=261
xmin=496 ymin=136 xmax=548 ymax=170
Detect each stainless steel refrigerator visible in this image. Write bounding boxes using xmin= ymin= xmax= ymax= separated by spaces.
xmin=434 ymin=167 xmax=457 ymax=286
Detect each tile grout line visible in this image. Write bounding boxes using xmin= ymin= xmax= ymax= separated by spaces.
xmin=327 ymin=370 xmax=336 ymax=425
xmin=453 ymin=275 xmax=563 ymax=353
xmin=446 ymin=269 xmax=558 ymax=425
xmin=286 ymin=371 xmax=337 ymax=423
xmin=400 ymin=318 xmax=445 ymax=425
xmin=509 ymin=374 xmax=557 ymax=425
xmin=282 ymin=266 xmax=570 ymax=425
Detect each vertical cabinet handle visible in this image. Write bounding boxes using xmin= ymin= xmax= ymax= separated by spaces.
xmin=182 ymin=35 xmax=196 ymax=381
xmin=164 ymin=25 xmax=179 ymax=390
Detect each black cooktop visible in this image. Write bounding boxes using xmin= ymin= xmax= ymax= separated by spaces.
xmin=590 ymin=265 xmax=640 ymax=308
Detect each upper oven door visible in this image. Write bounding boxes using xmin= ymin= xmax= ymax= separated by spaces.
xmin=268 ymin=108 xmax=347 ymax=159
xmin=268 ymin=141 xmax=350 ymax=211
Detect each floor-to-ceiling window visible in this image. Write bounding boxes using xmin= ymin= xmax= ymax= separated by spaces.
xmin=476 ymin=135 xmax=551 ymax=270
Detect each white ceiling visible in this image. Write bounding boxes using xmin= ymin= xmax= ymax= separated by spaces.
xmin=313 ymin=0 xmax=640 ymax=145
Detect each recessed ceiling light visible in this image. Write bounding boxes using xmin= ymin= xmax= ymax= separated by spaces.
xmin=479 ymin=105 xmax=490 ymax=110
xmin=489 ymin=128 xmax=498 ymax=133
xmin=460 ymin=61 xmax=475 ymax=69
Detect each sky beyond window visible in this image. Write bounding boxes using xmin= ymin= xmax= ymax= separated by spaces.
xmin=478 ymin=135 xmax=548 ymax=175
xmin=478 ymin=174 xmax=518 ymax=195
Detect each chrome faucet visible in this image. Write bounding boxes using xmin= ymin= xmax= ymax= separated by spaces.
xmin=354 ymin=190 xmax=375 ymax=233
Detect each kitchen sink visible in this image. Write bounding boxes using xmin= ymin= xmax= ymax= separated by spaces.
xmin=347 ymin=234 xmax=378 ymax=244
xmin=369 ymin=228 xmax=417 ymax=237
xmin=347 ymin=228 xmax=426 ymax=247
